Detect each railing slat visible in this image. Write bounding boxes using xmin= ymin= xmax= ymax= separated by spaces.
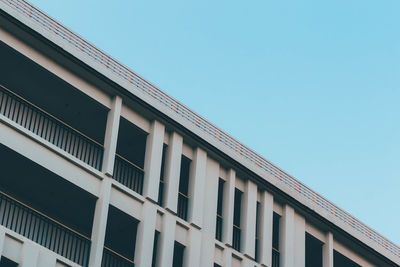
xmin=113 ymin=154 xmax=144 ymax=195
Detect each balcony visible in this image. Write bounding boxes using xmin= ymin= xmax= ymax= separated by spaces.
xmin=0 ymin=144 xmax=96 ymax=266
xmin=272 ymin=248 xmax=280 ymax=267
xmin=0 ymin=84 xmax=104 ymax=170
xmin=113 ymin=117 xmax=147 ymax=195
xmin=177 ymin=192 xmax=189 ymax=220
xmin=232 ymin=224 xmax=241 ymax=251
xmin=102 ymin=246 xmax=135 ymax=267
xmin=0 ymin=190 xmax=91 ymax=266
xmin=113 ymin=154 xmax=144 ymax=194
xmin=103 ymin=205 xmax=138 ymax=267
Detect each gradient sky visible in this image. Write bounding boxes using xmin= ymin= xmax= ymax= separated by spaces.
xmin=28 ymin=0 xmax=400 ymax=245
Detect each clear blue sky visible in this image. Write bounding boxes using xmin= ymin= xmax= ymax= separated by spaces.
xmin=29 ymin=0 xmax=399 ymax=245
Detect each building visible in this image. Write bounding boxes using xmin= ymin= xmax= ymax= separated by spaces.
xmin=0 ymin=0 xmax=398 ymax=266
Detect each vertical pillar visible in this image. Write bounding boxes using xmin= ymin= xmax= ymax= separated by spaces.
xmin=188 ymin=147 xmax=207 ymax=228
xmin=323 ymin=232 xmax=334 ymax=267
xmin=143 ymin=120 xmax=165 ymax=202
xmin=89 ymin=178 xmax=112 ymax=267
xmin=134 ymin=202 xmax=157 ymax=267
xmin=21 ymin=242 xmax=39 ymax=267
xmin=156 ymin=212 xmax=176 ymax=267
xmin=200 ymin=158 xmax=219 ymax=267
xmin=280 ymin=204 xmax=295 ymax=267
xmin=223 ymin=247 xmax=233 ymax=267
xmin=184 ymin=228 xmax=202 ymax=267
xmin=222 ymin=169 xmax=236 ymax=246
xmin=241 ymin=179 xmax=257 ymax=259
xmin=102 ymin=96 xmax=122 ymax=176
xmin=164 ymin=132 xmax=183 ymax=214
xmin=0 ymin=229 xmax=5 ymax=256
xmin=294 ymin=213 xmax=305 ymax=267
xmin=259 ymin=191 xmax=274 ymax=267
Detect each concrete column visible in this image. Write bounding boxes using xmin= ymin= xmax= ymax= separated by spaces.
xmin=200 ymin=158 xmax=219 ymax=266
xmin=0 ymin=229 xmax=5 ymax=256
xmin=323 ymin=232 xmax=334 ymax=267
xmin=223 ymin=247 xmax=233 ymax=267
xmin=89 ymin=178 xmax=112 ymax=267
xmin=222 ymin=169 xmax=236 ymax=246
xmin=188 ymin=147 xmax=207 ymax=228
xmin=280 ymin=205 xmax=295 ymax=267
xmin=134 ymin=202 xmax=157 ymax=267
xmin=241 ymin=179 xmax=258 ymax=259
xmin=102 ymin=96 xmax=122 ymax=176
xmin=294 ymin=213 xmax=305 ymax=267
xmin=21 ymin=242 xmax=39 ymax=267
xmin=143 ymin=120 xmax=165 ymax=202
xmin=184 ymin=228 xmax=202 ymax=267
xmin=164 ymin=132 xmax=183 ymax=214
xmin=259 ymin=191 xmax=274 ymax=267
xmin=156 ymin=212 xmax=176 ymax=267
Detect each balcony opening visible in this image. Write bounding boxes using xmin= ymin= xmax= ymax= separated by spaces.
xmin=113 ymin=117 xmax=147 ymax=194
xmin=333 ymin=250 xmax=361 ymax=267
xmin=0 ymin=41 xmax=108 ymax=171
xmin=0 ymin=144 xmax=96 ymax=266
xmin=272 ymin=212 xmax=280 ymax=267
xmin=177 ymin=156 xmax=191 ymax=221
xmin=172 ymin=241 xmax=185 ymax=267
xmin=215 ymin=178 xmax=224 ymax=241
xmin=232 ymin=188 xmax=242 ymax=252
xmin=158 ymin=145 xmax=168 ymax=206
xmin=0 ymin=257 xmax=18 ymax=267
xmin=305 ymin=233 xmax=323 ymax=267
xmin=102 ymin=205 xmax=138 ymax=267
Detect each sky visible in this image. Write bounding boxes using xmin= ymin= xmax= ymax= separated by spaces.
xmin=28 ymin=0 xmax=400 ymax=245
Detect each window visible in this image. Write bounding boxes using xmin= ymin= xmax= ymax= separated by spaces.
xmin=151 ymin=231 xmax=160 ymax=267
xmin=177 ymin=156 xmax=191 ymax=220
xmin=272 ymin=212 xmax=280 ymax=267
xmin=232 ymin=188 xmax=242 ymax=251
xmin=255 ymin=201 xmax=261 ymax=262
xmin=305 ymin=233 xmax=323 ymax=267
xmin=158 ymin=145 xmax=167 ymax=206
xmin=216 ymin=178 xmax=224 ymax=241
xmin=172 ymin=241 xmax=185 ymax=267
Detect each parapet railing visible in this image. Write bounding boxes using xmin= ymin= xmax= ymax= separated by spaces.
xmin=177 ymin=192 xmax=189 ymax=221
xmin=1 ymin=0 xmax=399 ymax=258
xmin=272 ymin=248 xmax=280 ymax=267
xmin=113 ymin=153 xmax=144 ymax=195
xmin=215 ymin=214 xmax=223 ymax=242
xmin=0 ymin=83 xmax=104 ymax=171
xmin=102 ymin=246 xmax=135 ymax=267
xmin=232 ymin=224 xmax=241 ymax=252
xmin=0 ymin=190 xmax=91 ymax=266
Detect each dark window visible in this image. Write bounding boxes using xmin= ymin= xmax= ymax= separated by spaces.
xmin=306 ymin=233 xmax=323 ymax=267
xmin=0 ymin=257 xmax=18 ymax=267
xmin=158 ymin=145 xmax=167 ymax=206
xmin=177 ymin=156 xmax=191 ymax=220
xmin=272 ymin=212 xmax=280 ymax=250
xmin=214 ymin=264 xmax=222 ymax=267
xmin=216 ymin=178 xmax=225 ymax=241
xmin=255 ymin=201 xmax=261 ymax=262
xmin=232 ymin=188 xmax=242 ymax=251
xmin=172 ymin=241 xmax=185 ymax=267
xmin=334 ymin=251 xmax=361 ymax=267
xmin=152 ymin=231 xmax=160 ymax=267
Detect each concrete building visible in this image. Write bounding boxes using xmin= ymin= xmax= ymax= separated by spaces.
xmin=0 ymin=0 xmax=398 ymax=266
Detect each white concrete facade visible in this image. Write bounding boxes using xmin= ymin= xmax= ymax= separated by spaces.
xmin=0 ymin=1 xmax=397 ymax=267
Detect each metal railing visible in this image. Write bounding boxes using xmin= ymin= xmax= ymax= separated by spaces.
xmin=177 ymin=192 xmax=189 ymax=221
xmin=272 ymin=248 xmax=280 ymax=267
xmin=0 ymin=190 xmax=91 ymax=266
xmin=215 ymin=214 xmax=223 ymax=241
xmin=113 ymin=154 xmax=144 ymax=195
xmin=2 ymin=0 xmax=400 ymax=258
xmin=102 ymin=246 xmax=135 ymax=267
xmin=0 ymin=84 xmax=103 ymax=171
xmin=232 ymin=224 xmax=241 ymax=252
